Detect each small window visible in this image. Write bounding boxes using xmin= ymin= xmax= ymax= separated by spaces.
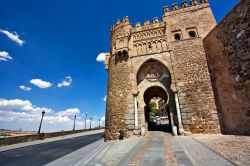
xmin=122 ymin=50 xmax=128 ymax=56
xmin=174 ymin=33 xmax=181 ymax=41
xmin=189 ymin=31 xmax=197 ymax=38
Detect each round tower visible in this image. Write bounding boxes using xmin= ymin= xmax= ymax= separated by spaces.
xmin=105 ymin=17 xmax=133 ymax=141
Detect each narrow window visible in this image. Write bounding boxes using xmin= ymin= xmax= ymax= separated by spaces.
xmin=174 ymin=33 xmax=181 ymax=41
xmin=189 ymin=31 xmax=197 ymax=38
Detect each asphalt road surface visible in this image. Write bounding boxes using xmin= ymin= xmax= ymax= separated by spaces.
xmin=0 ymin=132 xmax=104 ymax=166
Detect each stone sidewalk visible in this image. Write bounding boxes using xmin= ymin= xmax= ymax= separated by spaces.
xmin=47 ymin=131 xmax=238 ymax=166
xmin=132 ymin=132 xmax=234 ymax=166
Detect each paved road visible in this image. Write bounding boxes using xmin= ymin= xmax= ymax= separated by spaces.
xmin=0 ymin=132 xmax=104 ymax=166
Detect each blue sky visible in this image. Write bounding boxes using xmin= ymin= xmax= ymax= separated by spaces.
xmin=0 ymin=0 xmax=239 ymax=132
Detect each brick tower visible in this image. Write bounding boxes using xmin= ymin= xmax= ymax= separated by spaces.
xmin=104 ymin=0 xmax=221 ymax=141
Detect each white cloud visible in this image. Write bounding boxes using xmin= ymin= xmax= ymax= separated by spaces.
xmin=0 ymin=29 xmax=24 ymax=46
xmin=0 ymin=99 xmax=31 ymax=111
xmin=0 ymin=99 xmax=105 ymax=132
xmin=56 ymin=108 xmax=80 ymax=117
xmin=0 ymin=51 xmax=12 ymax=61
xmin=57 ymin=76 xmax=72 ymax=88
xmin=0 ymin=99 xmax=52 ymax=114
xmin=30 ymin=79 xmax=53 ymax=89
xmin=19 ymin=85 xmax=32 ymax=91
xmin=0 ymin=98 xmax=85 ymax=132
xmin=103 ymin=96 xmax=107 ymax=101
xmin=96 ymin=52 xmax=107 ymax=63
xmin=43 ymin=115 xmax=71 ymax=124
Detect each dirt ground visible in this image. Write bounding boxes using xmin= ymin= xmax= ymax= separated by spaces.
xmin=0 ymin=130 xmax=36 ymax=137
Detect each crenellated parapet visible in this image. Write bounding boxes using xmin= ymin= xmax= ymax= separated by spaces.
xmin=110 ymin=15 xmax=169 ymax=57
xmin=163 ymin=0 xmax=209 ymax=15
xmin=110 ymin=16 xmax=132 ymax=56
xmin=131 ymin=18 xmax=165 ymax=32
xmin=130 ymin=17 xmax=168 ymax=56
xmin=109 ymin=0 xmax=210 ymax=57
xmin=112 ymin=16 xmax=131 ymax=31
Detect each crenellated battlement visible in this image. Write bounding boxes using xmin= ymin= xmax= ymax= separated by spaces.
xmin=163 ymin=0 xmax=209 ymax=14
xmin=131 ymin=17 xmax=165 ymax=33
xmin=112 ymin=16 xmax=164 ymax=33
xmin=111 ymin=16 xmax=131 ymax=31
xmin=111 ymin=0 xmax=209 ymax=33
xmin=109 ymin=0 xmax=212 ymax=57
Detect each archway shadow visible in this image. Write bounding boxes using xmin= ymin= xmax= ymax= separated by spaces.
xmin=144 ymin=104 xmax=172 ymax=133
xmin=148 ymin=123 xmax=172 ymax=133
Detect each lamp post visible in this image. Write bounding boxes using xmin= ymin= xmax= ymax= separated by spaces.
xmin=90 ymin=117 xmax=92 ymax=129
xmin=38 ymin=111 xmax=45 ymax=134
xmin=99 ymin=118 xmax=101 ymax=128
xmin=84 ymin=113 xmax=88 ymax=129
xmin=73 ymin=115 xmax=76 ymax=131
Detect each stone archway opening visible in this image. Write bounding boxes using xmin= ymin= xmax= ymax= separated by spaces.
xmin=143 ymin=86 xmax=172 ymax=133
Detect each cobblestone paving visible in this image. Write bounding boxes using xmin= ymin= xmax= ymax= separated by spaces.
xmin=45 ymin=131 xmax=248 ymax=166
xmin=127 ymin=139 xmax=149 ymax=166
xmin=164 ymin=133 xmax=178 ymax=166
xmin=99 ymin=139 xmax=139 ymax=166
xmin=139 ymin=131 xmax=165 ymax=166
xmin=193 ymin=135 xmax=250 ymax=166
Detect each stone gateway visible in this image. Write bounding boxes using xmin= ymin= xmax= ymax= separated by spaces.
xmin=104 ymin=0 xmax=221 ymax=141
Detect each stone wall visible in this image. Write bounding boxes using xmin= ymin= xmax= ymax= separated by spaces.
xmin=165 ymin=3 xmax=220 ymax=134
xmin=105 ymin=54 xmax=132 ymax=141
xmin=170 ymin=39 xmax=220 ymax=134
xmin=0 ymin=128 xmax=101 ymax=146
xmin=203 ymin=0 xmax=250 ymax=135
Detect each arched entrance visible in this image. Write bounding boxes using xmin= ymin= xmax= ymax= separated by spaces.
xmin=136 ymin=58 xmax=179 ymax=135
xmin=143 ymin=86 xmax=172 ymax=132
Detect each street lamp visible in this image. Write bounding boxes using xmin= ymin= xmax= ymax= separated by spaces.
xmin=84 ymin=113 xmax=88 ymax=129
xmin=38 ymin=111 xmax=45 ymax=134
xmin=73 ymin=115 xmax=76 ymax=131
xmin=90 ymin=117 xmax=92 ymax=129
xmin=99 ymin=118 xmax=101 ymax=128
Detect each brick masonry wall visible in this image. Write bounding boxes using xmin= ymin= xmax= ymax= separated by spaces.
xmin=203 ymin=0 xmax=250 ymax=135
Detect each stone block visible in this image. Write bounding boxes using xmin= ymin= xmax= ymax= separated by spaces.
xmin=179 ymin=93 xmax=186 ymax=97
xmin=127 ymin=125 xmax=135 ymax=130
xmin=124 ymin=114 xmax=134 ymax=120
xmin=177 ymin=82 xmax=185 ymax=87
xmin=181 ymin=108 xmax=192 ymax=113
xmin=181 ymin=113 xmax=187 ymax=119
xmin=187 ymin=113 xmax=193 ymax=119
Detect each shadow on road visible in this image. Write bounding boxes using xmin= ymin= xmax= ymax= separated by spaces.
xmin=0 ymin=132 xmax=104 ymax=166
